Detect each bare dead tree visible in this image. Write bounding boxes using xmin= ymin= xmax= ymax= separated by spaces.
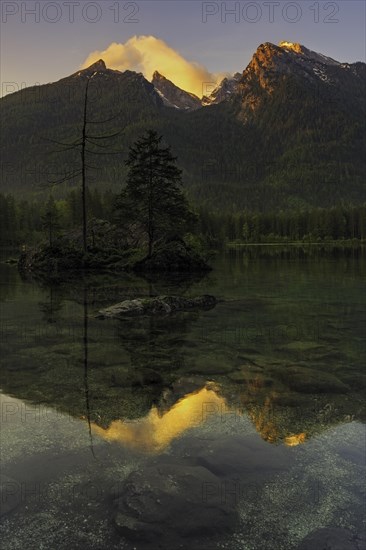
xmin=42 ymin=74 xmax=123 ymax=253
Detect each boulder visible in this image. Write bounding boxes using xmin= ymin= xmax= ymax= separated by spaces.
xmin=114 ymin=461 xmax=238 ymax=543
xmin=297 ymin=528 xmax=366 ymax=550
xmin=285 ymin=367 xmax=349 ymax=394
xmin=272 ymin=365 xmax=350 ymax=394
xmin=176 ymin=435 xmax=292 ymax=478
xmin=98 ymin=295 xmax=217 ymax=318
xmin=110 ymin=366 xmax=163 ymax=387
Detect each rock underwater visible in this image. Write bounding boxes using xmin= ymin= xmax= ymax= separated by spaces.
xmin=97 ymin=295 xmax=217 ymax=318
xmin=113 ymin=460 xmax=238 ymax=544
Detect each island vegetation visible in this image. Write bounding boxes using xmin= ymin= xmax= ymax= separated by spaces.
xmin=1 ymin=190 xmax=364 ymax=249
xmin=14 ymin=130 xmax=212 ymax=276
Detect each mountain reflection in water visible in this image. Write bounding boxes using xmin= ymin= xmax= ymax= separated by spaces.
xmin=0 ymin=249 xmax=365 ymax=550
xmin=91 ymin=386 xmax=226 ymax=452
xmin=91 ymin=385 xmax=308 ymax=452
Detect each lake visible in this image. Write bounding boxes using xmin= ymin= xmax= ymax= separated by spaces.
xmin=0 ymin=247 xmax=365 ymax=549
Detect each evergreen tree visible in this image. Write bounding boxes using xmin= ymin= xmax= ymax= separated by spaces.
xmin=117 ymin=130 xmax=195 ymax=257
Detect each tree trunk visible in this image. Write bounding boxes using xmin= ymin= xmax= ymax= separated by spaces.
xmin=81 ymin=79 xmax=90 ymax=254
xmin=148 ymin=150 xmax=153 ymax=257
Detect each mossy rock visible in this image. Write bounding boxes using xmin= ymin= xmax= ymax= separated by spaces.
xmin=186 ymin=355 xmax=234 ymax=375
xmin=279 ymin=341 xmax=326 ymax=353
xmin=337 ymin=372 xmax=366 ymax=390
xmin=98 ymin=295 xmax=217 ymax=318
xmin=298 ymin=528 xmax=364 ymax=550
xmin=228 ymin=370 xmax=274 ymax=386
xmin=282 ymin=366 xmax=350 ymax=394
xmin=107 ymin=366 xmax=163 ymax=388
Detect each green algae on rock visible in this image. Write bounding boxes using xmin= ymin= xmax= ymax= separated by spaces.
xmin=97 ymin=295 xmax=217 ymax=318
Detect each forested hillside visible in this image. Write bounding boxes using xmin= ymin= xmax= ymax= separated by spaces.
xmin=1 ymin=42 xmax=365 ymax=212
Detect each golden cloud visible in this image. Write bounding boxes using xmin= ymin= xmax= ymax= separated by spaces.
xmin=81 ymin=35 xmax=226 ymax=98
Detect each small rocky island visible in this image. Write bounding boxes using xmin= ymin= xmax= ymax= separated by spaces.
xmin=18 ymin=221 xmax=212 ymax=278
xmin=18 ymin=131 xmax=213 ymax=279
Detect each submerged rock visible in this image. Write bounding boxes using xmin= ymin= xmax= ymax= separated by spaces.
xmin=113 ymin=461 xmax=238 ymax=543
xmin=109 ymin=366 xmax=163 ymax=387
xmin=98 ymin=295 xmax=217 ymax=318
xmin=172 ymin=435 xmax=292 ymax=478
xmin=298 ymin=527 xmax=366 ymax=550
xmin=284 ymin=366 xmax=349 ymax=394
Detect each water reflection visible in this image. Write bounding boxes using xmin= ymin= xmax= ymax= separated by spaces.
xmin=284 ymin=433 xmax=306 ymax=446
xmin=82 ymin=286 xmax=96 ymax=458
xmin=91 ymin=386 xmax=227 ymax=453
xmin=0 ymin=255 xmax=364 ymax=453
xmin=91 ymin=384 xmax=310 ymax=452
xmin=38 ymin=286 xmax=64 ymax=324
xmin=0 ymin=249 xmax=365 ymax=550
xmin=225 ymin=243 xmax=365 ymax=261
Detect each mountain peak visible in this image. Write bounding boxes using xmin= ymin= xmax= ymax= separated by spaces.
xmin=70 ymin=58 xmax=121 ymax=80
xmin=151 ymin=72 xmax=201 ymax=111
xmin=85 ymin=59 xmax=107 ymax=71
xmin=202 ymin=73 xmax=242 ymax=106
xmin=152 ymin=70 xmax=164 ymax=80
xmin=278 ymin=41 xmax=341 ymax=66
xmin=278 ymin=41 xmax=303 ymax=53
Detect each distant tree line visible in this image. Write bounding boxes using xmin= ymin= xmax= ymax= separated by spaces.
xmin=1 ymin=190 xmax=365 ymax=247
xmin=0 ymin=188 xmax=115 ymax=246
xmin=198 ymin=204 xmax=366 ymax=244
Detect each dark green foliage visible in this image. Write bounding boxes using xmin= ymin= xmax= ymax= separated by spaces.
xmin=41 ymin=196 xmax=61 ymax=246
xmin=197 ymin=204 xmax=366 ymax=244
xmin=2 ymin=190 xmax=365 ymax=248
xmin=116 ymin=130 xmax=196 ymax=257
xmin=0 ymin=62 xmax=365 ymax=210
xmin=0 ymin=189 xmax=114 ymax=246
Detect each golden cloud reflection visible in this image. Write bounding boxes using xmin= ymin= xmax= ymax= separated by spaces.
xmin=90 ymin=385 xmax=308 ymax=453
xmin=91 ymin=387 xmax=228 ymax=453
xmin=284 ymin=433 xmax=307 ymax=447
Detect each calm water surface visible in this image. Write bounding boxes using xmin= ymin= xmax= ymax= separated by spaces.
xmin=0 ymin=248 xmax=365 ymax=549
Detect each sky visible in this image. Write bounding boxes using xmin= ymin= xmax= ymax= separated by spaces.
xmin=1 ymin=0 xmax=365 ymax=97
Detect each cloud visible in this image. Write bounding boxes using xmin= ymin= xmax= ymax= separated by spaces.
xmin=81 ymin=35 xmax=226 ymax=98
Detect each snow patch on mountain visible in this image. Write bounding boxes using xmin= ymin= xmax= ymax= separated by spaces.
xmin=155 ymin=88 xmax=180 ymax=109
xmin=202 ymin=73 xmax=242 ymax=106
xmin=152 ymin=71 xmax=201 ymax=111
